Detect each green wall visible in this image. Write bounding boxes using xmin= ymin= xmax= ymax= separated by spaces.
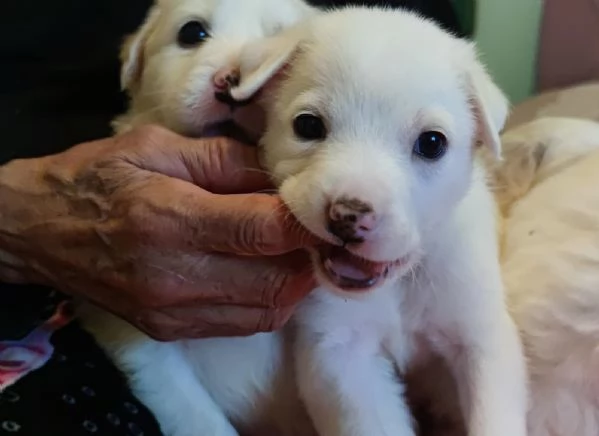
xmin=472 ymin=0 xmax=544 ymax=104
xmin=474 ymin=0 xmax=543 ymax=103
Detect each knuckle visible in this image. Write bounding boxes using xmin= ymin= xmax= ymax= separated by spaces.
xmin=258 ymin=308 xmax=293 ymax=333
xmin=118 ymin=267 xmax=177 ymax=310
xmin=125 ymin=201 xmax=154 ymax=241
xmin=133 ymin=279 xmax=178 ymax=309
xmin=135 ymin=290 xmax=170 ymax=310
xmin=237 ymin=214 xmax=261 ymax=253
xmin=134 ymin=312 xmax=173 ymax=342
xmin=115 ymin=197 xmax=162 ymax=247
xmin=237 ymin=211 xmax=277 ymax=255
xmin=264 ymin=268 xmax=313 ymax=308
xmin=263 ymin=271 xmax=292 ymax=308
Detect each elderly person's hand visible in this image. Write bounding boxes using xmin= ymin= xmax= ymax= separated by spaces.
xmin=0 ymin=125 xmax=319 ymax=341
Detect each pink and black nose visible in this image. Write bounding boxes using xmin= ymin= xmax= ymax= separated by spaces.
xmin=213 ymin=67 xmax=240 ymax=91
xmin=328 ymin=198 xmax=376 ymax=244
xmin=212 ymin=67 xmax=254 ymax=109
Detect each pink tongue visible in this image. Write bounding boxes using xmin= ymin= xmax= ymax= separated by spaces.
xmin=324 ymin=247 xmax=384 ymax=280
xmin=325 ymin=258 xmax=371 ymax=280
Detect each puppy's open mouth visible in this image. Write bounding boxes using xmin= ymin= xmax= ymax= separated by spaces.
xmin=316 ymin=245 xmax=406 ymax=291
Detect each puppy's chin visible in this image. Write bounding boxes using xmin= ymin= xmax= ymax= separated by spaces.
xmin=310 ymin=245 xmax=411 ymax=294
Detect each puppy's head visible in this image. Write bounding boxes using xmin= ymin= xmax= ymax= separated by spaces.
xmin=231 ymin=7 xmax=508 ymax=293
xmin=114 ymin=0 xmax=315 ymax=138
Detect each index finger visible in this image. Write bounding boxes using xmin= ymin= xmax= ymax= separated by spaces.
xmin=192 ymin=190 xmax=320 ymax=255
xmin=123 ymin=128 xmax=274 ymax=195
xmin=135 ymin=174 xmax=321 ymax=255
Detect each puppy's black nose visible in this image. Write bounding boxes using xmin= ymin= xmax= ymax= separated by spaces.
xmin=214 ymin=67 xmax=240 ymax=90
xmin=327 ymin=197 xmax=376 ymax=244
xmin=213 ymin=67 xmax=252 ymax=110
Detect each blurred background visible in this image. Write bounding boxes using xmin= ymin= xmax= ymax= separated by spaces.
xmin=459 ymin=0 xmax=599 ymax=127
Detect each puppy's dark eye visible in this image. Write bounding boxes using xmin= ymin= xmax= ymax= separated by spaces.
xmin=177 ymin=20 xmax=210 ymax=48
xmin=293 ymin=113 xmax=327 ymax=141
xmin=413 ymin=131 xmax=448 ymax=160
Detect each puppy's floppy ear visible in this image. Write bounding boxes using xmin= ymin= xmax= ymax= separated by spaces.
xmin=463 ymin=45 xmax=510 ymax=160
xmin=120 ymin=6 xmax=161 ymax=92
xmin=230 ymin=33 xmax=302 ymax=102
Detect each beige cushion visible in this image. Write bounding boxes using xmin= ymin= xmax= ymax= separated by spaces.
xmin=506 ymin=82 xmax=599 ymax=130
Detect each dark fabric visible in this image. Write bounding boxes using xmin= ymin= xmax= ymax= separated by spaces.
xmin=0 ymin=0 xmax=153 ymax=342
xmin=1 ymin=2 xmax=158 ymax=433
xmin=0 ymin=323 xmax=162 ymax=436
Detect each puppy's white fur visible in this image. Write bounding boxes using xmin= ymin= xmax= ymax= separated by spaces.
xmin=500 ymin=118 xmax=599 ymax=436
xmin=113 ymin=0 xmax=315 ymax=136
xmin=489 ymin=117 xmax=599 ymax=215
xmin=410 ymin=117 xmax=599 ymax=435
xmin=82 ymin=4 xmax=528 ymax=436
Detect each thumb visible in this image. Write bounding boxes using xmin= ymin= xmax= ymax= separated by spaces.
xmin=197 ymin=192 xmax=321 ymax=255
xmin=127 ymin=126 xmax=274 ymax=194
xmin=182 ymin=136 xmax=274 ymax=194
xmin=135 ymin=175 xmax=321 ymax=255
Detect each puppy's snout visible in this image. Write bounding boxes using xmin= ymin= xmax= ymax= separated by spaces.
xmin=213 ymin=67 xmax=240 ymax=91
xmin=327 ymin=198 xmax=376 ymax=244
xmin=213 ymin=67 xmax=254 ymax=108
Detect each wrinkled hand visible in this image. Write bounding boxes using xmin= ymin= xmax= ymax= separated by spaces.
xmin=0 ymin=126 xmax=319 ymax=340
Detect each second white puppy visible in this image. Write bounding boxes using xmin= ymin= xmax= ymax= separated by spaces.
xmin=84 ymin=4 xmax=529 ymax=436
xmin=407 ymin=117 xmax=599 ymax=435
xmin=499 ymin=118 xmax=599 ymax=436
xmin=489 ymin=117 xmax=599 ymax=215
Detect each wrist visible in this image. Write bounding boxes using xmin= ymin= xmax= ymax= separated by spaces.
xmin=0 ymin=157 xmax=56 ymax=285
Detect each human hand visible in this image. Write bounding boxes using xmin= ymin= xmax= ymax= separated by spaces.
xmin=0 ymin=126 xmax=320 ymax=340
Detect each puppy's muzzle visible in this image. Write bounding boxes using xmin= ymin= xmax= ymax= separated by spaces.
xmin=214 ymin=90 xmax=254 ymax=109
xmin=213 ymin=67 xmax=254 ymax=110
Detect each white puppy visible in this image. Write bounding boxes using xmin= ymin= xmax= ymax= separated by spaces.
xmin=489 ymin=117 xmax=599 ymax=215
xmin=499 ymin=118 xmax=599 ymax=436
xmin=112 ymin=0 xmax=315 ymax=137
xmin=408 ymin=117 xmax=599 ymax=435
xmin=82 ymin=4 xmax=529 ymax=436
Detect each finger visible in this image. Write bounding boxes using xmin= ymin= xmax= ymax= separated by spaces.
xmin=104 ymin=250 xmax=315 ymax=309
xmin=188 ymin=191 xmax=321 ymax=255
xmin=121 ymin=126 xmax=274 ymax=194
xmin=181 ymin=136 xmax=273 ymax=194
xmin=131 ymin=176 xmax=321 ymax=255
xmin=135 ymin=304 xmax=297 ymax=341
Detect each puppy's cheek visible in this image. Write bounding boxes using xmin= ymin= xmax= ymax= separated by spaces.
xmin=264 ymin=151 xmax=309 ymax=186
xmin=278 ymin=174 xmax=330 ymax=241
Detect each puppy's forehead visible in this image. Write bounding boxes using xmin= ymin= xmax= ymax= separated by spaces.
xmin=162 ymin=0 xmax=308 ymax=39
xmin=292 ymin=9 xmax=469 ymax=129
